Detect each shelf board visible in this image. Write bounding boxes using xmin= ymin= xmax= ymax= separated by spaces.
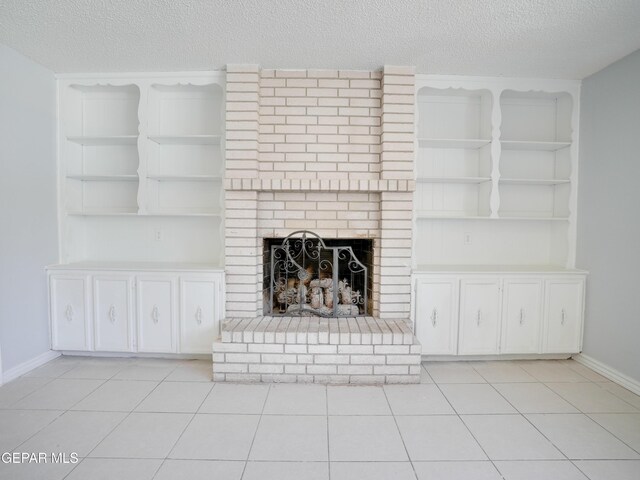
xmin=67 ymin=135 xmax=138 ymax=145
xmin=67 ymin=211 xmax=138 ymax=216
xmin=416 ymin=213 xmax=493 ymax=220
xmin=501 ymin=140 xmax=571 ymax=151
xmin=47 ymin=261 xmax=224 ymax=272
xmin=148 ymin=135 xmax=222 ymax=145
xmin=67 ymin=211 xmax=222 ymax=217
xmin=144 ymin=212 xmax=223 ymax=217
xmin=66 ymin=175 xmax=138 ymax=182
xmin=418 ymin=138 xmax=491 ymax=149
xmin=416 ymin=213 xmax=569 ymax=221
xmin=146 ymin=175 xmax=222 ymax=182
xmin=499 ymin=178 xmax=570 ymax=186
xmin=414 ymin=264 xmax=588 ymax=274
xmin=417 ymin=176 xmax=491 ymax=184
xmin=497 ymin=215 xmax=570 ymax=221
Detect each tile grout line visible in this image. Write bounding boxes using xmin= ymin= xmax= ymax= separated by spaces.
xmin=64 ymin=367 xmax=182 ymax=479
xmin=151 ymin=381 xmax=219 ymax=479
xmin=380 ymin=385 xmax=419 ymax=480
xmin=326 ymin=384 xmax=331 ymax=480
xmin=430 ymin=375 xmax=505 ymax=478
xmin=473 ymin=363 xmax=610 ymax=476
xmin=239 ymin=383 xmax=272 ymax=480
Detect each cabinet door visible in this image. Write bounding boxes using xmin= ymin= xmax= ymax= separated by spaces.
xmin=501 ymin=279 xmax=543 ymax=354
xmin=137 ymin=277 xmax=176 ymax=353
xmin=543 ymin=278 xmax=585 ymax=353
xmin=415 ymin=278 xmax=458 ymax=355
xmin=459 ymin=279 xmax=501 ymax=354
xmin=50 ymin=275 xmax=91 ymax=351
xmin=180 ymin=277 xmax=220 ymax=353
xmin=93 ymin=275 xmax=134 ymax=352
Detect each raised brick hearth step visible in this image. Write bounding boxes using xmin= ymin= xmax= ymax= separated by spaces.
xmin=212 ymin=316 xmax=422 ymax=384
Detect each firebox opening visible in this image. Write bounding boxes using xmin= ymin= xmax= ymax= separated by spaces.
xmin=263 ymin=232 xmax=374 ymax=317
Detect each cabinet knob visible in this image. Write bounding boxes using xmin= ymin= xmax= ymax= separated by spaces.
xmin=430 ymin=308 xmax=438 ymax=327
xmin=561 ymin=308 xmax=566 ymax=325
xmin=152 ymin=306 xmax=160 ymax=324
xmin=108 ymin=305 xmax=116 ymax=323
xmin=476 ymin=309 xmax=482 ymax=326
xmin=65 ymin=305 xmax=74 ymax=322
xmin=519 ymin=308 xmax=525 ymax=325
xmin=195 ymin=307 xmax=203 ymax=325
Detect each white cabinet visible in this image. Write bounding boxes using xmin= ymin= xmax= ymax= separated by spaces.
xmin=93 ymin=275 xmax=134 ymax=352
xmin=48 ymin=266 xmax=223 ymax=355
xmin=543 ymin=278 xmax=585 ymax=353
xmin=414 ymin=278 xmax=458 ymax=355
xmin=413 ymin=270 xmax=586 ymax=357
xmin=50 ymin=275 xmax=91 ymax=351
xmin=180 ymin=277 xmax=221 ymax=354
xmin=501 ymin=279 xmax=543 ymax=354
xmin=459 ymin=279 xmax=501 ymax=354
xmin=137 ymin=277 xmax=177 ymax=353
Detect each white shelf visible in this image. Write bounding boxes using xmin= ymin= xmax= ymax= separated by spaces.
xmin=414 ymin=264 xmax=587 ymax=274
xmin=416 ymin=213 xmax=492 ymax=220
xmin=148 ymin=135 xmax=221 ymax=145
xmin=501 ymin=140 xmax=571 ymax=151
xmin=68 ymin=211 xmax=222 ymax=218
xmin=499 ymin=178 xmax=570 ymax=186
xmin=417 ymin=176 xmax=491 ymax=184
xmin=47 ymin=261 xmax=224 ymax=272
xmin=66 ymin=175 xmax=138 ymax=182
xmin=416 ymin=213 xmax=569 ymax=221
xmin=497 ymin=215 xmax=570 ymax=221
xmin=67 ymin=211 xmax=138 ymax=217
xmin=144 ymin=212 xmax=223 ymax=217
xmin=418 ymin=138 xmax=491 ymax=149
xmin=146 ymin=175 xmax=222 ymax=182
xmin=67 ymin=135 xmax=138 ymax=145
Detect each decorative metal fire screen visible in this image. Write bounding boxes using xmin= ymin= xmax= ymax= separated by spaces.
xmin=266 ymin=231 xmax=370 ymax=317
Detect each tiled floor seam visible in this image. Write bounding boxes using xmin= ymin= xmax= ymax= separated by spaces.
xmin=430 ymin=375 xmax=504 ymax=477
xmin=149 ymin=382 xmax=219 ymax=479
xmin=480 ymin=372 xmax=574 ymax=466
xmin=62 ymin=372 xmax=178 ymax=479
xmin=586 ymin=413 xmax=640 ymax=457
xmin=238 ymin=383 xmax=272 ymax=480
xmin=11 ymin=374 xmax=111 ymax=479
xmin=531 ymin=381 xmax=640 ymax=457
xmin=380 ymin=385 xmax=419 ymax=480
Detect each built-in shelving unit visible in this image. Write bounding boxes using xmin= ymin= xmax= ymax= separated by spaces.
xmin=414 ymin=77 xmax=580 ymax=270
xmin=58 ymin=74 xmax=226 ymax=266
xmin=498 ymin=90 xmax=572 ymax=223
xmin=415 ymin=87 xmax=493 ymax=221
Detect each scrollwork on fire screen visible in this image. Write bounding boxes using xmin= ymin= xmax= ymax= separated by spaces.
xmin=268 ymin=230 xmax=368 ymax=317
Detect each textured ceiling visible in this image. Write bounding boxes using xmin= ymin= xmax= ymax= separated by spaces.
xmin=1 ymin=0 xmax=640 ymax=78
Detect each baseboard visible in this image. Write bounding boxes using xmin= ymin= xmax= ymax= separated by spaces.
xmin=1 ymin=350 xmax=61 ymax=385
xmin=573 ymin=353 xmax=640 ymax=396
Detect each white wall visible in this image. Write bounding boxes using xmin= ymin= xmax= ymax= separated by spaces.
xmin=577 ymin=49 xmax=640 ymax=383
xmin=0 ymin=45 xmax=58 ymax=377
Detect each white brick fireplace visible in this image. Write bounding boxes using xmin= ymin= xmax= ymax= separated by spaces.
xmin=223 ymin=65 xmax=416 ymax=320
xmin=213 ymin=65 xmax=422 ymax=384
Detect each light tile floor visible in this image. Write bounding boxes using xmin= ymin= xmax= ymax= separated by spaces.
xmin=0 ymin=356 xmax=639 ymax=479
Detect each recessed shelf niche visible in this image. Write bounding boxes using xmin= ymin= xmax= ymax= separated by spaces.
xmin=415 ymin=87 xmax=493 ymax=219
xmin=414 ymin=80 xmax=578 ymax=270
xmin=58 ymin=75 xmax=225 ymax=266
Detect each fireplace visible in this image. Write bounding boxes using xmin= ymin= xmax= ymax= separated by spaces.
xmin=263 ymin=231 xmax=373 ymax=317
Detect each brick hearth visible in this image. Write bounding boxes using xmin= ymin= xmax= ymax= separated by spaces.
xmin=212 ymin=317 xmax=422 ymax=384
